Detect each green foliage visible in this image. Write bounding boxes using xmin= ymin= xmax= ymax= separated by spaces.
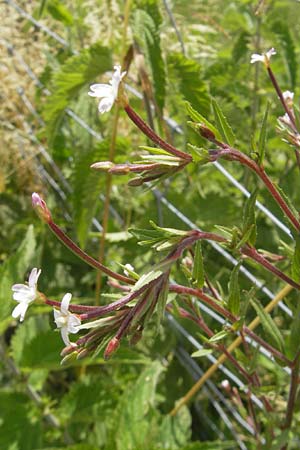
xmin=0 ymin=226 xmax=36 ymax=332
xmin=72 ymin=138 xmax=128 ymax=248
xmin=250 ymin=298 xmax=284 ymax=352
xmin=227 ymin=261 xmax=241 ymax=316
xmin=242 ymin=190 xmax=257 ymax=246
xmin=132 ymin=2 xmax=166 ymax=111
xmin=192 ymin=241 xmax=205 ymax=288
xmin=211 ymin=99 xmax=235 ymax=146
xmin=272 ymin=20 xmax=297 ymax=89
xmin=43 ymin=43 xmax=112 ymax=144
xmin=168 ymin=54 xmax=210 ymax=117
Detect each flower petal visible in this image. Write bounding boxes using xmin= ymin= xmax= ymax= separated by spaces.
xmin=12 ymin=290 xmax=34 ymax=302
xmin=98 ymin=97 xmax=114 ymax=113
xmin=67 ymin=314 xmax=81 ymax=333
xmin=28 ymin=268 xmax=41 ymax=288
xmin=12 ymin=302 xmax=28 ymax=322
xmin=60 ymin=293 xmax=72 ymax=314
xmin=88 ymin=84 xmax=113 ymax=98
xmin=60 ymin=327 xmax=71 ymax=346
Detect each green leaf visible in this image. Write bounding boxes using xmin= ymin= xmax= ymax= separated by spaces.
xmin=159 ymin=406 xmax=191 ymax=449
xmin=155 ymin=275 xmax=169 ymax=330
xmin=168 ymin=54 xmax=210 ymax=117
xmin=250 ymin=298 xmax=284 ymax=352
xmin=208 ymin=329 xmax=229 ymax=343
xmin=191 ymin=348 xmax=213 ymax=358
xmin=187 ymin=144 xmax=211 ymax=164
xmin=185 ymin=102 xmax=221 ymax=140
xmin=0 ymin=392 xmax=42 ymax=450
xmin=232 ymin=30 xmax=250 ymax=63
xmin=287 ymin=302 xmax=300 ymax=358
xmin=72 ymin=138 xmax=128 ymax=248
xmin=115 ymin=360 xmax=165 ymax=450
xmin=11 ymin=316 xmax=62 ymax=370
xmin=227 ymin=261 xmax=241 ymax=316
xmin=291 ymin=234 xmax=300 ymax=283
xmin=43 ymin=43 xmax=112 ymax=143
xmin=211 ymin=98 xmax=235 ymax=146
xmin=242 ymin=189 xmax=257 ymax=246
xmin=46 ymin=0 xmax=73 ymax=26
xmin=0 ymin=225 xmax=36 ymax=331
xmin=132 ymin=269 xmax=163 ymax=292
xmin=132 ymin=5 xmax=166 ymax=110
xmin=272 ymin=20 xmax=297 ymax=88
xmin=192 ymin=241 xmax=205 ymax=288
xmin=258 ymin=102 xmax=270 ymax=165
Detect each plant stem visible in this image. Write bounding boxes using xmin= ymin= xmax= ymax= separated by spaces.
xmin=170 ymin=284 xmax=290 ymax=365
xmin=95 ymin=0 xmax=133 ymax=304
xmin=281 ymin=353 xmax=300 ymax=444
xmin=169 ymin=284 xmax=293 ymax=416
xmin=124 ymin=103 xmax=192 ymax=161
xmin=47 ymin=220 xmax=134 ymax=285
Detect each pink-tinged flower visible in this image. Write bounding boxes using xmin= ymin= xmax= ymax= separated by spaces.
xmin=53 ymin=293 xmax=81 ymax=346
xmin=12 ymin=268 xmax=41 ymax=322
xmin=250 ymin=48 xmax=276 ymax=67
xmin=88 ymin=65 xmax=126 ymax=114
xmin=32 ymin=192 xmax=51 ymax=223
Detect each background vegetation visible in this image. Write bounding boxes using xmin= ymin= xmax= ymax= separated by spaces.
xmin=1 ymin=0 xmax=300 ymax=449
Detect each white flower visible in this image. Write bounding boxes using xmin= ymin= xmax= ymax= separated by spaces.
xmin=11 ymin=268 xmax=41 ymax=322
xmin=88 ymin=65 xmax=127 ymax=114
xmin=54 ymin=293 xmax=81 ymax=346
xmin=283 ymin=90 xmax=294 ymax=109
xmin=250 ymin=48 xmax=276 ymax=67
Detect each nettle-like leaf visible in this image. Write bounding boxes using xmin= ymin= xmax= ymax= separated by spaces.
xmin=115 ymin=360 xmax=165 ymax=450
xmin=132 ymin=3 xmax=166 ymax=111
xmin=72 ymin=138 xmax=129 ymax=248
xmin=0 ymin=225 xmax=36 ymax=332
xmin=0 ymin=392 xmax=42 ymax=450
xmin=272 ymin=20 xmax=297 ymax=89
xmin=43 ymin=42 xmax=112 ymax=144
xmin=168 ymin=53 xmax=210 ymax=117
xmin=159 ymin=406 xmax=191 ymax=449
xmin=11 ymin=316 xmax=62 ymax=370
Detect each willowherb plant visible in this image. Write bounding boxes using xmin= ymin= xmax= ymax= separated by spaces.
xmin=11 ymin=48 xmax=300 ymax=446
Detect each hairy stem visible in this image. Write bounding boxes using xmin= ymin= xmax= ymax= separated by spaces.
xmin=48 ymin=220 xmax=134 ymax=285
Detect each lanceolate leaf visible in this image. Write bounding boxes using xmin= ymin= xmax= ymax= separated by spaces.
xmin=242 ymin=189 xmax=257 ymax=246
xmin=250 ymin=298 xmax=284 ymax=352
xmin=258 ymin=102 xmax=270 ymax=165
xmin=212 ymin=99 xmax=236 ymax=146
xmin=287 ymin=302 xmax=300 ymax=358
xmin=227 ymin=261 xmax=241 ymax=316
xmin=291 ymin=234 xmax=300 ymax=283
xmin=186 ymin=102 xmax=221 ymax=140
xmin=192 ymin=241 xmax=205 ymax=288
xmin=43 ymin=43 xmax=111 ymax=144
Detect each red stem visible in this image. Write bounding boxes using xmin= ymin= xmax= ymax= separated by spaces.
xmin=124 ymin=104 xmax=192 ymax=161
xmin=48 ymin=220 xmax=135 ymax=285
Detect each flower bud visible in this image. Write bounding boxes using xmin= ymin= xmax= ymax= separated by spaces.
xmin=32 ymin=192 xmax=52 ymax=223
xmin=198 ymin=124 xmax=216 ymax=141
xmin=90 ymin=161 xmax=114 ymax=171
xmin=60 ymin=344 xmax=78 ymax=357
xmin=104 ymin=336 xmax=120 ymax=360
xmin=60 ymin=350 xmax=78 ymax=365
